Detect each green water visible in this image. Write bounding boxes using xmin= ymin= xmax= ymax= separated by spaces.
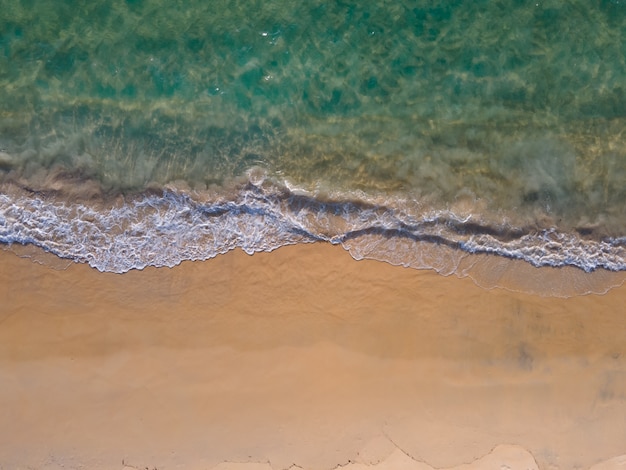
xmin=1 ymin=0 xmax=626 ymax=280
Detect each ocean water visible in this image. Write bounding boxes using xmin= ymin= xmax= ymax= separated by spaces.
xmin=1 ymin=0 xmax=626 ymax=294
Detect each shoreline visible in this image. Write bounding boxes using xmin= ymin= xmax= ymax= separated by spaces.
xmin=3 ymin=178 xmax=626 ymax=297
xmin=1 ymin=243 xmax=626 ymax=469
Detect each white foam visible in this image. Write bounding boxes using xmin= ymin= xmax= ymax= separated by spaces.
xmin=1 ymin=182 xmax=625 ymax=290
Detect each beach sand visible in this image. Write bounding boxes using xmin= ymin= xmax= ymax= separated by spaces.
xmin=1 ymin=243 xmax=626 ymax=470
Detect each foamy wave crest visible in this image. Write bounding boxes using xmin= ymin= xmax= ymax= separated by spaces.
xmin=1 ymin=179 xmax=625 ymax=294
xmin=0 ymin=183 xmax=320 ymax=272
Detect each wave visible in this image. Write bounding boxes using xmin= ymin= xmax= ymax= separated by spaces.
xmin=1 ymin=176 xmax=625 ymax=297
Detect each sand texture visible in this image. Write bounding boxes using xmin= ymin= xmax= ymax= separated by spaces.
xmin=1 ymin=244 xmax=626 ymax=470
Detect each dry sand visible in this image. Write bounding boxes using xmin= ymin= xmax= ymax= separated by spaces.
xmin=1 ymin=243 xmax=626 ymax=470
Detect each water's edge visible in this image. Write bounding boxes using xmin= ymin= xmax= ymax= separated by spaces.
xmin=2 ymin=175 xmax=625 ymax=297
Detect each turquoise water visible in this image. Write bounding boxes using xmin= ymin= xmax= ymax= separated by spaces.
xmin=1 ymin=0 xmax=626 ymax=293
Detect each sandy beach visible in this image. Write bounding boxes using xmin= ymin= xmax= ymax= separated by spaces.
xmin=1 ymin=243 xmax=626 ymax=470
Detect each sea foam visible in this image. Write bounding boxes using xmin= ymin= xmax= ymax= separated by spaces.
xmin=1 ymin=178 xmax=625 ymax=296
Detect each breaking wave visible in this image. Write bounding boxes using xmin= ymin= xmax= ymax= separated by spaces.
xmin=1 ymin=176 xmax=625 ymax=297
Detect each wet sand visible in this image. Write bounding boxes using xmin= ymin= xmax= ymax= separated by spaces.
xmin=1 ymin=243 xmax=626 ymax=470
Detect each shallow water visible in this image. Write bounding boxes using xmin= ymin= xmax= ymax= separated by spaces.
xmin=1 ymin=0 xmax=626 ymax=293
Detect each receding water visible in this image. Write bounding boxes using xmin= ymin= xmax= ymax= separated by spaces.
xmin=1 ymin=0 xmax=626 ymax=294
